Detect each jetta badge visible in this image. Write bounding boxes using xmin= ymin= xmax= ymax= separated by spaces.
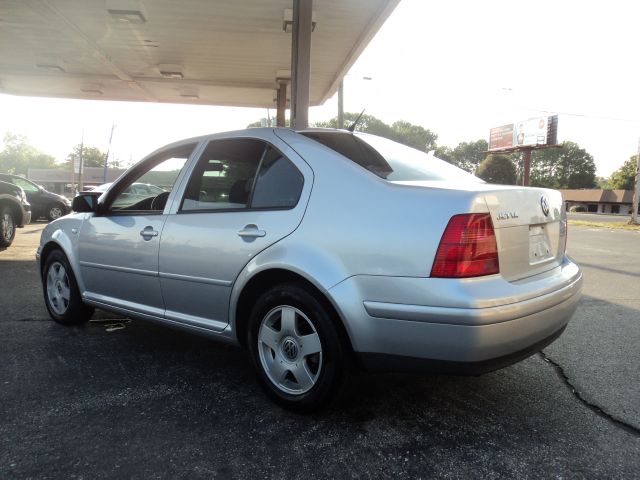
xmin=540 ymin=196 xmax=550 ymax=216
xmin=496 ymin=211 xmax=518 ymax=220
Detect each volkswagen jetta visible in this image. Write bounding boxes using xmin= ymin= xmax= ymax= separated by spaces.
xmin=37 ymin=128 xmax=582 ymax=411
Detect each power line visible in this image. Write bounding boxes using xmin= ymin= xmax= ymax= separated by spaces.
xmin=515 ymin=106 xmax=640 ymax=124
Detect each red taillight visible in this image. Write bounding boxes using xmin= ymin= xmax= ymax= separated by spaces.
xmin=430 ymin=213 xmax=499 ymax=278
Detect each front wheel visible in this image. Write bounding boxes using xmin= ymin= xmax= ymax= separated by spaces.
xmin=47 ymin=203 xmax=65 ymax=221
xmin=0 ymin=205 xmax=16 ymax=247
xmin=248 ymin=283 xmax=348 ymax=412
xmin=42 ymin=249 xmax=94 ymax=325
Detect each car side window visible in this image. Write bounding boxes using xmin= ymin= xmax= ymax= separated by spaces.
xmin=107 ymin=144 xmax=195 ymax=213
xmin=251 ymin=147 xmax=303 ymax=209
xmin=13 ymin=177 xmax=40 ymax=193
xmin=181 ymin=138 xmax=264 ymax=211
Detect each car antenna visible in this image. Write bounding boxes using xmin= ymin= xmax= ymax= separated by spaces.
xmin=347 ymin=109 xmax=366 ymax=132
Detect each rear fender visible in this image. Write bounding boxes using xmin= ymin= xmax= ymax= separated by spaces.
xmin=228 ymin=240 xmax=351 ymax=338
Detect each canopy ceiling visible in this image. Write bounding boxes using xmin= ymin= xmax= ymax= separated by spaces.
xmin=0 ymin=0 xmax=399 ymax=107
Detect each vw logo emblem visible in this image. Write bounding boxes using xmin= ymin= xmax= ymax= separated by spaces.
xmin=282 ymin=338 xmax=298 ymax=360
xmin=540 ymin=196 xmax=550 ymax=216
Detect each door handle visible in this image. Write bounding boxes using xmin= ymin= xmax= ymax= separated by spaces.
xmin=140 ymin=227 xmax=159 ymax=240
xmin=238 ymin=224 xmax=266 ymax=239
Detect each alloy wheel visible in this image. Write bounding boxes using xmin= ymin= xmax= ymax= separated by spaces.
xmin=46 ymin=261 xmax=71 ymax=315
xmin=49 ymin=206 xmax=63 ymax=220
xmin=257 ymin=305 xmax=323 ymax=395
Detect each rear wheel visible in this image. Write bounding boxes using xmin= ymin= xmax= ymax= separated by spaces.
xmin=248 ymin=283 xmax=347 ymax=412
xmin=42 ymin=249 xmax=94 ymax=325
xmin=0 ymin=205 xmax=16 ymax=247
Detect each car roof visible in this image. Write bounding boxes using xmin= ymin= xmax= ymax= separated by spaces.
xmin=0 ymin=179 xmax=21 ymax=191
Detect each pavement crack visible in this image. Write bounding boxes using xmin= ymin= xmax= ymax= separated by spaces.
xmin=539 ymin=351 xmax=640 ymax=437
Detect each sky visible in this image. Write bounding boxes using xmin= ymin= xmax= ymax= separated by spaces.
xmin=1 ymin=0 xmax=640 ymax=177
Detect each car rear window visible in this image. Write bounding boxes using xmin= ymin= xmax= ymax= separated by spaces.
xmin=300 ymin=131 xmax=481 ymax=183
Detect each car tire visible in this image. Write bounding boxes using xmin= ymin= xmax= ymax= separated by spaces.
xmin=42 ymin=249 xmax=94 ymax=325
xmin=0 ymin=205 xmax=16 ymax=247
xmin=47 ymin=203 xmax=65 ymax=222
xmin=248 ymin=283 xmax=348 ymax=412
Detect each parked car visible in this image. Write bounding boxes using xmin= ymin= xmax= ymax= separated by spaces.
xmin=0 ymin=173 xmax=71 ymax=221
xmin=37 ymin=128 xmax=583 ymax=411
xmin=0 ymin=180 xmax=31 ymax=247
xmin=89 ymin=182 xmax=166 ymax=209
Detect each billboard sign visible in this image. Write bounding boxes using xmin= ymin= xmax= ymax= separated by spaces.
xmin=514 ymin=116 xmax=548 ymax=147
xmin=489 ymin=115 xmax=558 ymax=151
xmin=489 ymin=124 xmax=515 ymax=151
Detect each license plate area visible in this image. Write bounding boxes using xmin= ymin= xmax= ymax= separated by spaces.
xmin=529 ymin=224 xmax=553 ymax=264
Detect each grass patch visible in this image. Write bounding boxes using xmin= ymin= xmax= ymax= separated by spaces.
xmin=569 ymin=220 xmax=640 ymax=231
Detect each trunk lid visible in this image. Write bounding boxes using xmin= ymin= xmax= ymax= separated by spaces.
xmin=393 ymin=181 xmax=566 ymax=282
xmin=481 ymin=186 xmax=565 ymax=281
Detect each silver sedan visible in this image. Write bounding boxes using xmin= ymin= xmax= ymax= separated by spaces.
xmin=37 ymin=128 xmax=582 ymax=411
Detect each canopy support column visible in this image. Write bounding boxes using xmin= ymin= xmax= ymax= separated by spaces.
xmin=290 ymin=0 xmax=312 ymax=129
xmin=276 ymin=81 xmax=288 ymax=127
xmin=337 ymin=79 xmax=344 ymax=129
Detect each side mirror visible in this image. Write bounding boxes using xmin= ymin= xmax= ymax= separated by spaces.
xmin=72 ymin=193 xmax=99 ymax=213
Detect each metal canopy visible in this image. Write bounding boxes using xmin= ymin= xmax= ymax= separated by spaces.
xmin=0 ymin=0 xmax=399 ymax=108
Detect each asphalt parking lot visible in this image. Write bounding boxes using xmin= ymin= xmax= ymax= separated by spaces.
xmin=1 ymin=222 xmax=639 ymax=479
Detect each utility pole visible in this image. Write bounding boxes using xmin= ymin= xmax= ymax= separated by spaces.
xmin=103 ymin=123 xmax=115 ymax=183
xmin=522 ymin=149 xmax=532 ymax=186
xmin=78 ymin=131 xmax=85 ymax=192
xmin=632 ymin=137 xmax=640 ymax=224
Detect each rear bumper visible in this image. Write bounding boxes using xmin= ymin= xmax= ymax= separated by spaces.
xmin=356 ymin=325 xmax=567 ymax=375
xmin=329 ymin=257 xmax=582 ymax=372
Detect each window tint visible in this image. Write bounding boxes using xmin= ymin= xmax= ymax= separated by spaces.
xmin=300 ymin=131 xmax=481 ymax=183
xmin=251 ymin=147 xmax=303 ymax=209
xmin=108 ymin=144 xmax=194 ymax=212
xmin=181 ymin=138 xmax=264 ymax=211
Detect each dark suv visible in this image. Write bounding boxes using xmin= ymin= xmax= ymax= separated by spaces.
xmin=0 ymin=180 xmax=31 ymax=247
xmin=0 ymin=173 xmax=71 ymax=221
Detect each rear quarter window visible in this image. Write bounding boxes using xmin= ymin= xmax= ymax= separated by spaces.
xmin=300 ymin=131 xmax=481 ymax=183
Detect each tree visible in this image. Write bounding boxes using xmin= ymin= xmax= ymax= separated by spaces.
xmin=476 ymin=155 xmax=517 ymax=185
xmin=247 ymin=118 xmax=289 ymax=128
xmin=0 ymin=133 xmax=56 ymax=175
xmin=314 ymin=112 xmax=395 ymax=138
xmin=595 ymin=176 xmax=609 ymax=189
xmin=529 ymin=141 xmax=596 ymax=189
xmin=313 ymin=113 xmax=438 ymax=151
xmin=434 ymin=146 xmax=453 ymax=163
xmin=448 ymin=140 xmax=489 ymax=173
xmin=390 ymin=120 xmax=438 ymax=151
xmin=608 ymin=156 xmax=637 ymax=190
xmin=64 ymin=144 xmax=107 ymax=169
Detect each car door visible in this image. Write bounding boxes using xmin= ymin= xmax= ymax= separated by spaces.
xmin=77 ymin=143 xmax=197 ymax=318
xmin=158 ymin=135 xmax=312 ymax=331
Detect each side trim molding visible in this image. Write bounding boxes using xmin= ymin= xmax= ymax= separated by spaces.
xmin=159 ymin=271 xmax=232 ymax=287
xmin=80 ymin=261 xmax=157 ymax=277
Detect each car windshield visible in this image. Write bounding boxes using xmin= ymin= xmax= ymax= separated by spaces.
xmin=300 ymin=131 xmax=482 ymax=183
xmin=92 ymin=183 xmax=111 ymax=192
